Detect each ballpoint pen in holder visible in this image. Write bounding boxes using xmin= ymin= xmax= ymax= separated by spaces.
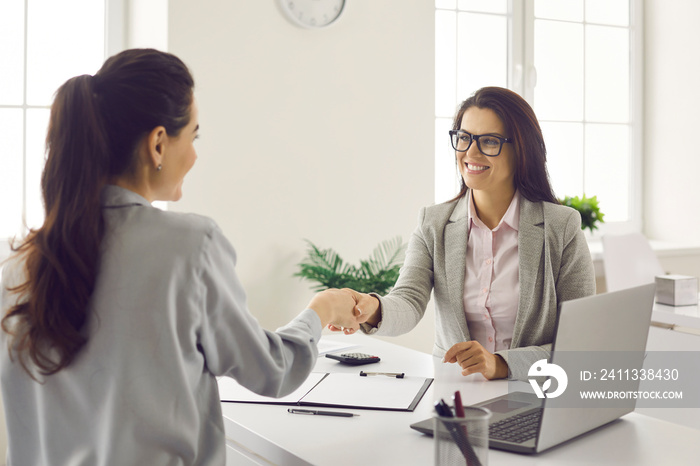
xmin=433 ymin=397 xmax=490 ymax=466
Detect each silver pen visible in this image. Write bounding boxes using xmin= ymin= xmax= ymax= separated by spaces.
xmin=287 ymin=408 xmax=359 ymax=417
xmin=359 ymin=371 xmax=405 ymax=378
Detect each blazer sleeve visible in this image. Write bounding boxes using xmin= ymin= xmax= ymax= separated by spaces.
xmin=195 ymin=225 xmax=323 ymax=397
xmin=361 ymin=207 xmax=435 ymax=336
xmin=553 ymin=211 xmax=597 ymax=304
xmin=495 ymin=208 xmax=596 ymax=381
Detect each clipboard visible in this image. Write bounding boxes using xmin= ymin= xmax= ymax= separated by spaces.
xmin=218 ymin=372 xmax=433 ymax=412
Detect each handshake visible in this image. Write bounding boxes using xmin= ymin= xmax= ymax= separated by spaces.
xmin=307 ymin=288 xmax=382 ymax=334
xmin=307 ymin=289 xmax=508 ymax=380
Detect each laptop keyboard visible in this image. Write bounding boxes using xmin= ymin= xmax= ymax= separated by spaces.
xmin=489 ymin=410 xmax=542 ymax=444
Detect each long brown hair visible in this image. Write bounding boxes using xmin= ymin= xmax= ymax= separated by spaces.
xmin=450 ymin=87 xmax=558 ymax=204
xmin=2 ymin=49 xmax=194 ymax=377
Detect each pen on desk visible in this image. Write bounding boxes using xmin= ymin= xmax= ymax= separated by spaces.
xmin=287 ymin=408 xmax=359 ymax=417
xmin=650 ymin=320 xmax=700 ymax=336
xmin=359 ymin=371 xmax=405 ymax=378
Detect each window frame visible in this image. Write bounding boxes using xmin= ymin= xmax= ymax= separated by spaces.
xmin=0 ymin=0 xmax=126 ymax=261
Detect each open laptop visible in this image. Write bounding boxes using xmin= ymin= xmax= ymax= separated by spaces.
xmin=410 ymin=283 xmax=656 ymax=454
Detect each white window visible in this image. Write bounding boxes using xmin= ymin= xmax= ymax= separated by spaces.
xmin=1 ymin=0 xmax=112 ymax=247
xmin=435 ymin=0 xmax=642 ymax=236
xmin=0 ymin=0 xmax=132 ymax=254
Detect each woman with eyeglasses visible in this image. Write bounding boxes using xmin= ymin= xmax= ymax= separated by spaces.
xmin=332 ymin=87 xmax=595 ymax=381
xmin=0 ymin=49 xmax=359 ymax=465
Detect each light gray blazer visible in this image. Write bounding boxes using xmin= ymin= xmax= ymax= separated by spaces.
xmin=368 ymin=192 xmax=596 ymax=380
xmin=0 ymin=186 xmax=323 ymax=465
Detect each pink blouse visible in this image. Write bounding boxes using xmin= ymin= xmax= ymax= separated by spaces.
xmin=463 ymin=191 xmax=520 ymax=352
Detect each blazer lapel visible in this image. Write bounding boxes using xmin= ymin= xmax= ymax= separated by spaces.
xmin=444 ymin=195 xmax=470 ymax=341
xmin=513 ymin=198 xmax=545 ymax=346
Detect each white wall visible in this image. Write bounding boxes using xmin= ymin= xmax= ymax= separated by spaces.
xmin=644 ymin=0 xmax=700 ymax=245
xmin=164 ymin=1 xmax=700 ymax=354
xmin=168 ymin=1 xmax=437 ymax=352
xmin=127 ymin=0 xmax=168 ymax=51
xmin=642 ymin=0 xmax=700 ymax=282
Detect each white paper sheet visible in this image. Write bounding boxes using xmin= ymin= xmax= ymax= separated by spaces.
xmin=218 ymin=371 xmax=432 ymax=411
xmin=301 ymin=373 xmax=428 ymax=410
xmin=217 ymin=372 xmax=327 ymax=404
xmin=317 ymin=338 xmax=358 ymax=355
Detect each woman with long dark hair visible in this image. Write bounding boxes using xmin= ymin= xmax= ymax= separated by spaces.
xmin=334 ymin=87 xmax=595 ymax=381
xmin=0 ymin=48 xmax=358 ymax=465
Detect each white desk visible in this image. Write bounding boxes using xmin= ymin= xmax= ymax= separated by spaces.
xmin=640 ymin=298 xmax=700 ymax=430
xmin=648 ymin=294 xmax=700 ymax=350
xmin=221 ymin=333 xmax=700 ymax=465
xmin=651 ymin=295 xmax=700 ymax=333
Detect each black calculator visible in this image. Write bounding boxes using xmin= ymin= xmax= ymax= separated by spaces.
xmin=325 ymin=352 xmax=381 ymax=365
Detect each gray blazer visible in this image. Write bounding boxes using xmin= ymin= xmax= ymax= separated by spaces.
xmin=0 ymin=186 xmax=323 ymax=465
xmin=368 ymin=192 xmax=596 ymax=380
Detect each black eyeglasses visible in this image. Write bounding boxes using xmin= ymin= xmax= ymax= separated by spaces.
xmin=449 ymin=130 xmax=512 ymax=157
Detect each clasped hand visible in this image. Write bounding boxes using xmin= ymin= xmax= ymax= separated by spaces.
xmin=324 ymin=288 xmax=380 ymax=335
xmin=307 ymin=288 xmax=364 ymax=331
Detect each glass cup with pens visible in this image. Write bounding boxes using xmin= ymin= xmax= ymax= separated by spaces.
xmin=434 ymin=391 xmax=491 ymax=466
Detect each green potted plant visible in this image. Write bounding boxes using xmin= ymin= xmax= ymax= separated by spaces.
xmin=559 ymin=194 xmax=605 ymax=233
xmin=294 ymin=236 xmax=407 ymax=294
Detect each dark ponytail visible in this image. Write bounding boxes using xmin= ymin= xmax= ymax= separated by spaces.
xmin=2 ymin=49 xmax=194 ymax=377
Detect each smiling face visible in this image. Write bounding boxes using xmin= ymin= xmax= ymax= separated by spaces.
xmin=457 ymin=106 xmax=517 ymax=199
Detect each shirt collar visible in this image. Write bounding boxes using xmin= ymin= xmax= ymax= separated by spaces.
xmin=468 ymin=190 xmax=520 ymax=232
xmin=100 ymin=185 xmax=151 ymax=208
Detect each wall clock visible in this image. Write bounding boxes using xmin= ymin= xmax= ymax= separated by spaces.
xmin=278 ymin=0 xmax=346 ymax=29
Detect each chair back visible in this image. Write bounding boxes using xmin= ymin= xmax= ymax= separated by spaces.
xmin=602 ymin=233 xmax=664 ymax=292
